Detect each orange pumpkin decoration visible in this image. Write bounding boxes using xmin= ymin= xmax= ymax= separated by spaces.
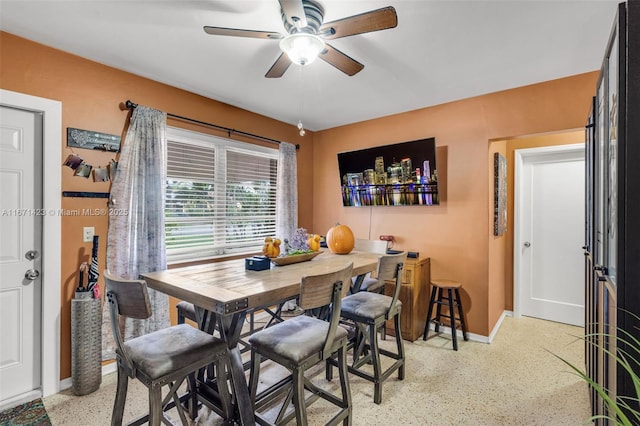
xmin=308 ymin=234 xmax=321 ymax=251
xmin=262 ymin=237 xmax=281 ymax=258
xmin=326 ymin=223 xmax=354 ymax=255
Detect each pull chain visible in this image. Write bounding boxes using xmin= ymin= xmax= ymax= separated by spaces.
xmin=297 ymin=65 xmax=306 ymax=136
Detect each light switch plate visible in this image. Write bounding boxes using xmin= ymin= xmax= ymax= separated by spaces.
xmin=83 ymin=227 xmax=95 ymax=243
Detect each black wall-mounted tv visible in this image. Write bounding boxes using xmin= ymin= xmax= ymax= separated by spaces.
xmin=337 ymin=137 xmax=438 ymax=207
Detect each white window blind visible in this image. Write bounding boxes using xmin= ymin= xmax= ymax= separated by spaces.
xmin=165 ymin=127 xmax=278 ymax=263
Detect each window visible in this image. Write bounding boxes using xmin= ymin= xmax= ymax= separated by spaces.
xmin=165 ymin=127 xmax=278 ymax=263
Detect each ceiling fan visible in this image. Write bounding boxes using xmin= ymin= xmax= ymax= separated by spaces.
xmin=203 ymin=0 xmax=398 ymax=78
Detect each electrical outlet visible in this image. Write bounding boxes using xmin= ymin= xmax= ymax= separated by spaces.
xmin=83 ymin=227 xmax=95 ymax=243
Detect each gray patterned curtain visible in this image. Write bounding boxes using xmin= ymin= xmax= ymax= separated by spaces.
xmin=276 ymin=142 xmax=298 ymax=243
xmin=276 ymin=142 xmax=298 ymax=310
xmin=102 ymin=105 xmax=169 ymax=360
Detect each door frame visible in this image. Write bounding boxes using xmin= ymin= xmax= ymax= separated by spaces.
xmin=513 ymin=143 xmax=584 ymax=320
xmin=1 ymin=89 xmax=61 ymax=399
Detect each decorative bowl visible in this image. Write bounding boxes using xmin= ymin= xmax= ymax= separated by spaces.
xmin=270 ymin=251 xmax=322 ymax=266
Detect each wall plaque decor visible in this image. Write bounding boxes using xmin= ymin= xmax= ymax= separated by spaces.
xmin=67 ymin=127 xmax=120 ymax=152
xmin=494 ymin=152 xmax=507 ymax=236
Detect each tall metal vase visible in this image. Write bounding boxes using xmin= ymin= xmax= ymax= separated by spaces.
xmin=71 ymin=291 xmax=102 ymax=395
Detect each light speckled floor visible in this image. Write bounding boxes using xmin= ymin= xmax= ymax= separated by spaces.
xmin=44 ymin=316 xmax=590 ymax=425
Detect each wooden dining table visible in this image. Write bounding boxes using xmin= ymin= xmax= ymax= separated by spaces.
xmin=141 ymin=248 xmax=381 ymax=426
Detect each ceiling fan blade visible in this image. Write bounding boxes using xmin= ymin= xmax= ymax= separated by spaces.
xmin=278 ymin=0 xmax=308 ymax=29
xmin=203 ymin=26 xmax=283 ymax=39
xmin=319 ymin=44 xmax=364 ymax=76
xmin=319 ymin=6 xmax=397 ymax=40
xmin=265 ymin=52 xmax=293 ymax=78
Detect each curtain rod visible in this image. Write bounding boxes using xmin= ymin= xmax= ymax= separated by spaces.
xmin=124 ymin=100 xmax=299 ymax=150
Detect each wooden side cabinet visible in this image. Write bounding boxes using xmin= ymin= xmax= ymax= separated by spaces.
xmin=384 ymin=257 xmax=431 ymax=341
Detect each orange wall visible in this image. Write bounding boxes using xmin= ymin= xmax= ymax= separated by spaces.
xmin=0 ymin=31 xmax=315 ymax=380
xmin=313 ymin=73 xmax=597 ymax=337
xmin=488 ymin=140 xmax=507 ymax=332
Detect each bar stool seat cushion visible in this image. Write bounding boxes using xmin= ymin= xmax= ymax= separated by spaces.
xmin=341 ymin=292 xmax=402 ymax=320
xmin=249 ymin=315 xmax=348 ymax=363
xmin=124 ymin=323 xmax=227 ymax=381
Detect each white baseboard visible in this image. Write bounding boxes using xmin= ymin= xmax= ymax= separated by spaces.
xmin=424 ymin=323 xmax=488 ymax=343
xmin=424 ymin=310 xmax=513 ymax=344
xmin=59 ymin=377 xmax=72 ymax=391
xmin=488 ymin=310 xmax=512 ymax=343
xmin=102 ymin=361 xmax=117 ymax=376
xmin=59 ymin=362 xmax=118 ymax=392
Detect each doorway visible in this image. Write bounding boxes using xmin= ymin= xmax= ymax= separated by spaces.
xmin=0 ymin=89 xmax=61 ymax=409
xmin=514 ymin=144 xmax=585 ymax=326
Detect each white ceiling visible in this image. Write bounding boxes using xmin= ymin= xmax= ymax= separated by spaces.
xmin=0 ymin=0 xmax=620 ymax=131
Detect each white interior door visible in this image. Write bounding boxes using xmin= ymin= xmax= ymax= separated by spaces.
xmin=0 ymin=106 xmax=43 ymax=403
xmin=515 ymin=144 xmax=585 ymax=326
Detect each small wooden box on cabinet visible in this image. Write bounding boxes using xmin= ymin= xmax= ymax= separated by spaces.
xmin=384 ymin=256 xmax=431 ymax=341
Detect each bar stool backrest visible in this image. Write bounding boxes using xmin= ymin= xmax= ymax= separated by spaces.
xmin=105 ymin=272 xmax=152 ymax=319
xmin=298 ymin=262 xmax=353 ymax=360
xmin=354 ymin=238 xmax=388 ymax=254
xmin=377 ymin=252 xmax=407 ymax=314
xmin=104 ymin=271 xmax=152 ymax=376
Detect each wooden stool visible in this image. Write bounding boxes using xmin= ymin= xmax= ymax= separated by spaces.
xmin=422 ymin=279 xmax=468 ymax=350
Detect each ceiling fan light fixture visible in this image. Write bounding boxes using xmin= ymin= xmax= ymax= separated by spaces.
xmin=279 ymin=33 xmax=325 ymax=66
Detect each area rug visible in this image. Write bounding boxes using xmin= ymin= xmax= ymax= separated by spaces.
xmin=0 ymin=399 xmax=51 ymax=426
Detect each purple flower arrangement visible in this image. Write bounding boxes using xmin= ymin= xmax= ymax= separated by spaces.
xmin=284 ymin=228 xmax=312 ymax=255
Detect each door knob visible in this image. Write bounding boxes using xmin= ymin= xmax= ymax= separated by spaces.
xmin=25 ymin=250 xmax=39 ymax=260
xmin=523 ymin=241 xmax=531 ymax=248
xmin=25 ymin=269 xmax=40 ymax=280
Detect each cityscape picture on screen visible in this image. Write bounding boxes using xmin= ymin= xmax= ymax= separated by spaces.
xmin=337 ymin=137 xmax=438 ymax=207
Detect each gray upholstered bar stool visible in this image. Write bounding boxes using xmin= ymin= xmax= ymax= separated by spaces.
xmin=328 ymin=251 xmax=407 ymax=404
xmin=422 ymin=278 xmax=469 ymax=350
xmin=248 ymin=263 xmax=354 ymax=425
xmin=105 ymin=272 xmax=232 ymax=425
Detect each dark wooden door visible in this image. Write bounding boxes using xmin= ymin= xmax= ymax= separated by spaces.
xmin=586 ymin=2 xmax=640 ymax=421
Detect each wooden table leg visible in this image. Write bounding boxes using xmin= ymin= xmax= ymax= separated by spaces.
xmin=220 ymin=312 xmax=256 ymax=426
xmin=194 ymin=308 xmax=255 ymax=425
